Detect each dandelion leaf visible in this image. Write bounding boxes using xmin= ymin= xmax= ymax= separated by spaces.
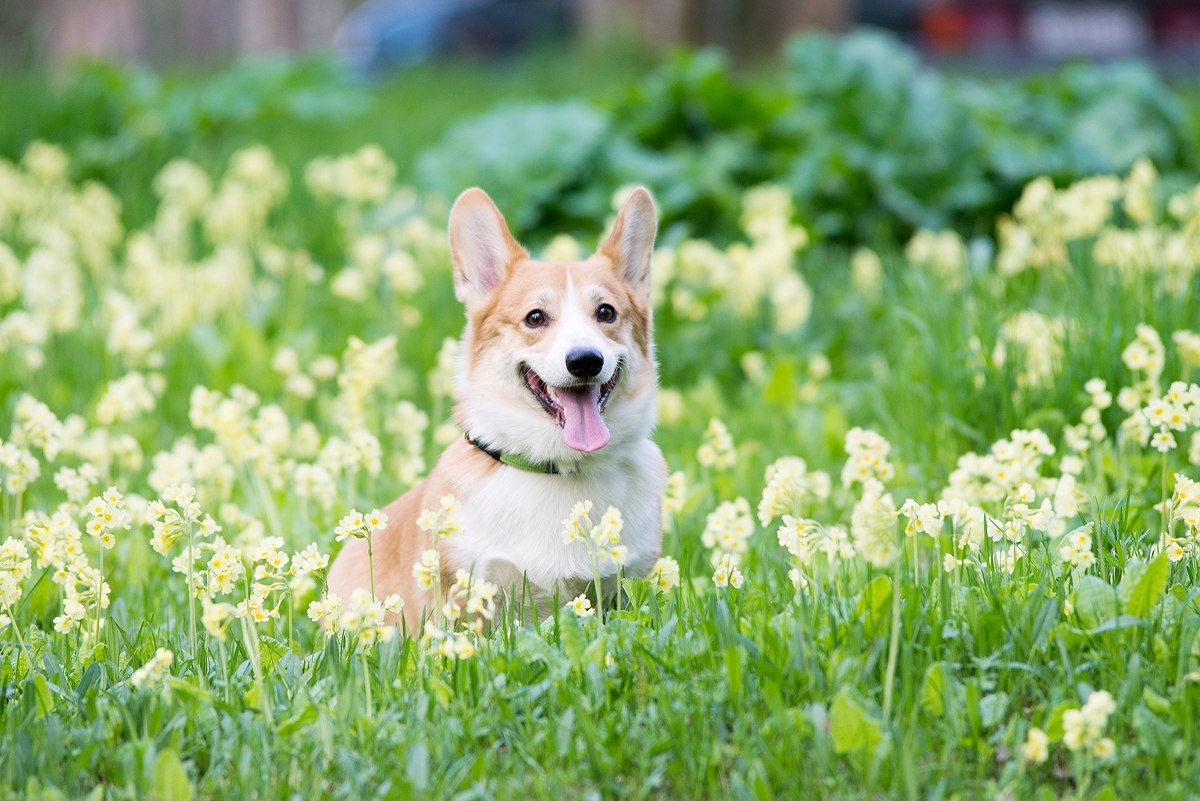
xmin=1119 ymin=552 xmax=1169 ymax=618
xmin=1073 ymin=575 xmax=1119 ymax=628
xmin=830 ymin=686 xmax=888 ymax=757
xmin=856 ymin=575 xmax=893 ymax=636
xmin=557 ymin=611 xmax=586 ymax=667
xmin=919 ymin=662 xmax=963 ymax=718
xmin=151 ymin=748 xmax=193 ymax=801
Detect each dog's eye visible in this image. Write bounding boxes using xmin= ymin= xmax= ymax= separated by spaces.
xmin=524 ymin=309 xmax=548 ymax=328
xmin=596 ymin=303 xmax=617 ymax=323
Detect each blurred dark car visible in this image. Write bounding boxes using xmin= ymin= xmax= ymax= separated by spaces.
xmin=335 ymin=0 xmax=576 ymax=76
xmin=858 ymin=0 xmax=1200 ymax=62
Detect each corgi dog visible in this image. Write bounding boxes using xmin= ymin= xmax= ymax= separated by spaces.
xmin=327 ymin=186 xmax=666 ymax=629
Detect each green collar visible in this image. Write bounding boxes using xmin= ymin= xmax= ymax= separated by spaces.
xmin=466 ymin=435 xmax=560 ymax=475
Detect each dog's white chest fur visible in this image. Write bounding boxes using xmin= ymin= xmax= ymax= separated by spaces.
xmin=446 ymin=439 xmax=666 ymax=601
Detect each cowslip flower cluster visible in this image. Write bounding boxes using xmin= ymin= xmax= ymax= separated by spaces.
xmin=662 ymin=471 xmax=687 ymax=526
xmin=850 ymin=479 xmax=900 ymax=568
xmin=996 ymin=173 xmax=1121 ymax=276
xmin=711 ymin=552 xmax=744 ymax=589
xmin=201 ymin=597 xmax=238 ymax=642
xmin=995 ymin=311 xmax=1068 ymax=390
xmin=0 ymin=538 xmax=32 ymax=626
xmin=335 ymin=508 xmax=389 ymax=543
xmin=440 ymin=569 xmax=500 ymax=634
xmin=758 ymin=456 xmax=831 ymax=527
xmin=307 ymin=589 xmax=403 ymax=647
xmin=1058 ymin=523 xmax=1097 ymax=571
xmin=700 ymin=498 xmax=754 ymax=557
xmin=305 ymin=144 xmax=397 ymax=206
xmin=149 ymin=486 xmax=218 ymax=560
xmin=646 ymin=556 xmax=681 ymax=593
xmin=289 ymin=542 xmax=330 ymax=595
xmin=561 ymin=501 xmax=629 ymax=567
xmin=1158 ymin=474 xmax=1200 ymax=561
xmin=130 ymin=648 xmax=174 ymax=690
xmin=54 ymin=463 xmax=100 ymax=503
xmin=841 ymin=428 xmax=894 ymax=487
xmin=11 ymin=395 xmax=64 ymax=460
xmin=654 ymin=184 xmax=811 ymax=330
xmin=1021 ymin=727 xmax=1050 ymax=764
xmin=1061 ymin=378 xmax=1114 ymax=455
xmin=421 ymin=568 xmax=496 ymax=660
xmin=0 ymin=439 xmax=40 ymax=495
xmin=905 ymin=228 xmax=968 ymax=289
xmin=778 ymin=516 xmax=854 ymax=570
xmin=85 ymin=486 xmax=131 ymax=550
xmin=1141 ymin=381 xmax=1200 ymax=455
xmin=416 ymin=495 xmax=464 ymax=543
xmin=942 ymin=429 xmax=1056 ymax=508
xmin=697 ymin=418 xmax=736 ymax=470
xmin=1063 ymin=690 xmax=1117 ymax=759
xmin=422 ymin=620 xmax=478 ymax=661
xmin=1116 ymin=326 xmax=1167 ymax=450
xmin=95 ymin=372 xmax=160 ymax=425
xmin=386 ymin=401 xmax=430 ymax=487
xmin=897 ymin=498 xmax=943 ymax=540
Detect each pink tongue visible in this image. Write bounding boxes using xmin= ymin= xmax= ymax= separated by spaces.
xmin=558 ymin=385 xmax=610 ymax=452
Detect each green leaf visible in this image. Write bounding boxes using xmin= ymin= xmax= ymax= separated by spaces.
xmin=1043 ymin=701 xmax=1075 ymax=741
xmin=724 ymin=647 xmax=743 ymax=702
xmin=919 ymin=662 xmax=960 ymax=717
xmin=855 ymin=575 xmax=893 ymax=636
xmin=165 ymin=676 xmax=211 ymax=703
xmin=557 ymin=611 xmax=586 ymax=668
xmin=1120 ymin=552 xmax=1169 ymax=618
xmin=829 ymin=686 xmax=888 ymax=756
xmin=1074 ymin=575 xmax=1120 ymax=628
xmin=242 ymin=683 xmax=262 ymax=711
xmin=405 ymin=741 xmax=429 ymax=792
xmin=257 ymin=636 xmax=287 ymax=674
xmin=30 ymin=673 xmax=53 ymax=717
xmin=276 ymin=703 xmax=317 ymax=738
xmin=151 ymin=748 xmax=193 ymax=801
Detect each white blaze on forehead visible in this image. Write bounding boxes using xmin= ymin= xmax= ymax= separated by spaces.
xmin=556 ymin=271 xmax=606 ymax=355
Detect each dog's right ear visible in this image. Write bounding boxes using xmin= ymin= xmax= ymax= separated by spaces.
xmin=448 ymin=188 xmax=527 ymax=309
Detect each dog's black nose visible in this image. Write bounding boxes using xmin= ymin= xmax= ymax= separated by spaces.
xmin=566 ymin=348 xmax=604 ymax=378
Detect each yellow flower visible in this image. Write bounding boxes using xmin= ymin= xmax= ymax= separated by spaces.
xmin=567 ymin=594 xmax=594 ymax=618
xmin=1021 ymin=727 xmax=1049 ymax=764
xmin=648 ymin=557 xmax=680 ymax=592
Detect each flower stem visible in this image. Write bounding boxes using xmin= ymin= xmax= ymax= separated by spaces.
xmin=186 ymin=527 xmax=198 ymax=659
xmin=241 ymin=616 xmax=272 ymax=726
xmin=1161 ymin=449 xmax=1170 ymax=537
xmin=5 ymin=603 xmax=27 ymax=656
xmin=95 ymin=546 xmax=105 ymax=644
xmin=367 ymin=530 xmax=376 ymax=602
xmin=361 ymin=650 xmax=373 ymax=719
xmin=882 ymin=555 xmax=903 ymax=721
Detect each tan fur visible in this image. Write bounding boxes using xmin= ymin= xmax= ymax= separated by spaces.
xmin=326 ymin=439 xmax=500 ymax=631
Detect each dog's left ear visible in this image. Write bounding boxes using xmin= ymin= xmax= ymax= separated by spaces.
xmin=599 ymin=186 xmax=657 ymax=300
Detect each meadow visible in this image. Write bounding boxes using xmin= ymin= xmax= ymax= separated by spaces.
xmin=3 ymin=39 xmax=1200 ymax=800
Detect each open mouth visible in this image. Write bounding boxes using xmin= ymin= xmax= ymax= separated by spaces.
xmin=522 ymin=364 xmax=620 ymax=453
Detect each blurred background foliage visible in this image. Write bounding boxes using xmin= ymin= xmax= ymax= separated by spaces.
xmin=2 ymin=29 xmax=1197 ymax=249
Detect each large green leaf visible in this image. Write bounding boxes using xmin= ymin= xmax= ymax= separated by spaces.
xmin=830 ymin=686 xmax=888 ymax=757
xmin=1119 ymin=553 xmax=1170 ymax=618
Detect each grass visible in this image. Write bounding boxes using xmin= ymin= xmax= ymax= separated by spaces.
xmin=0 ymin=54 xmax=1199 ymax=801
xmin=0 ymin=41 xmax=657 ymax=228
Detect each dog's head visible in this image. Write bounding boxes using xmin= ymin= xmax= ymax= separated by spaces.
xmin=449 ymin=187 xmax=658 ymax=469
